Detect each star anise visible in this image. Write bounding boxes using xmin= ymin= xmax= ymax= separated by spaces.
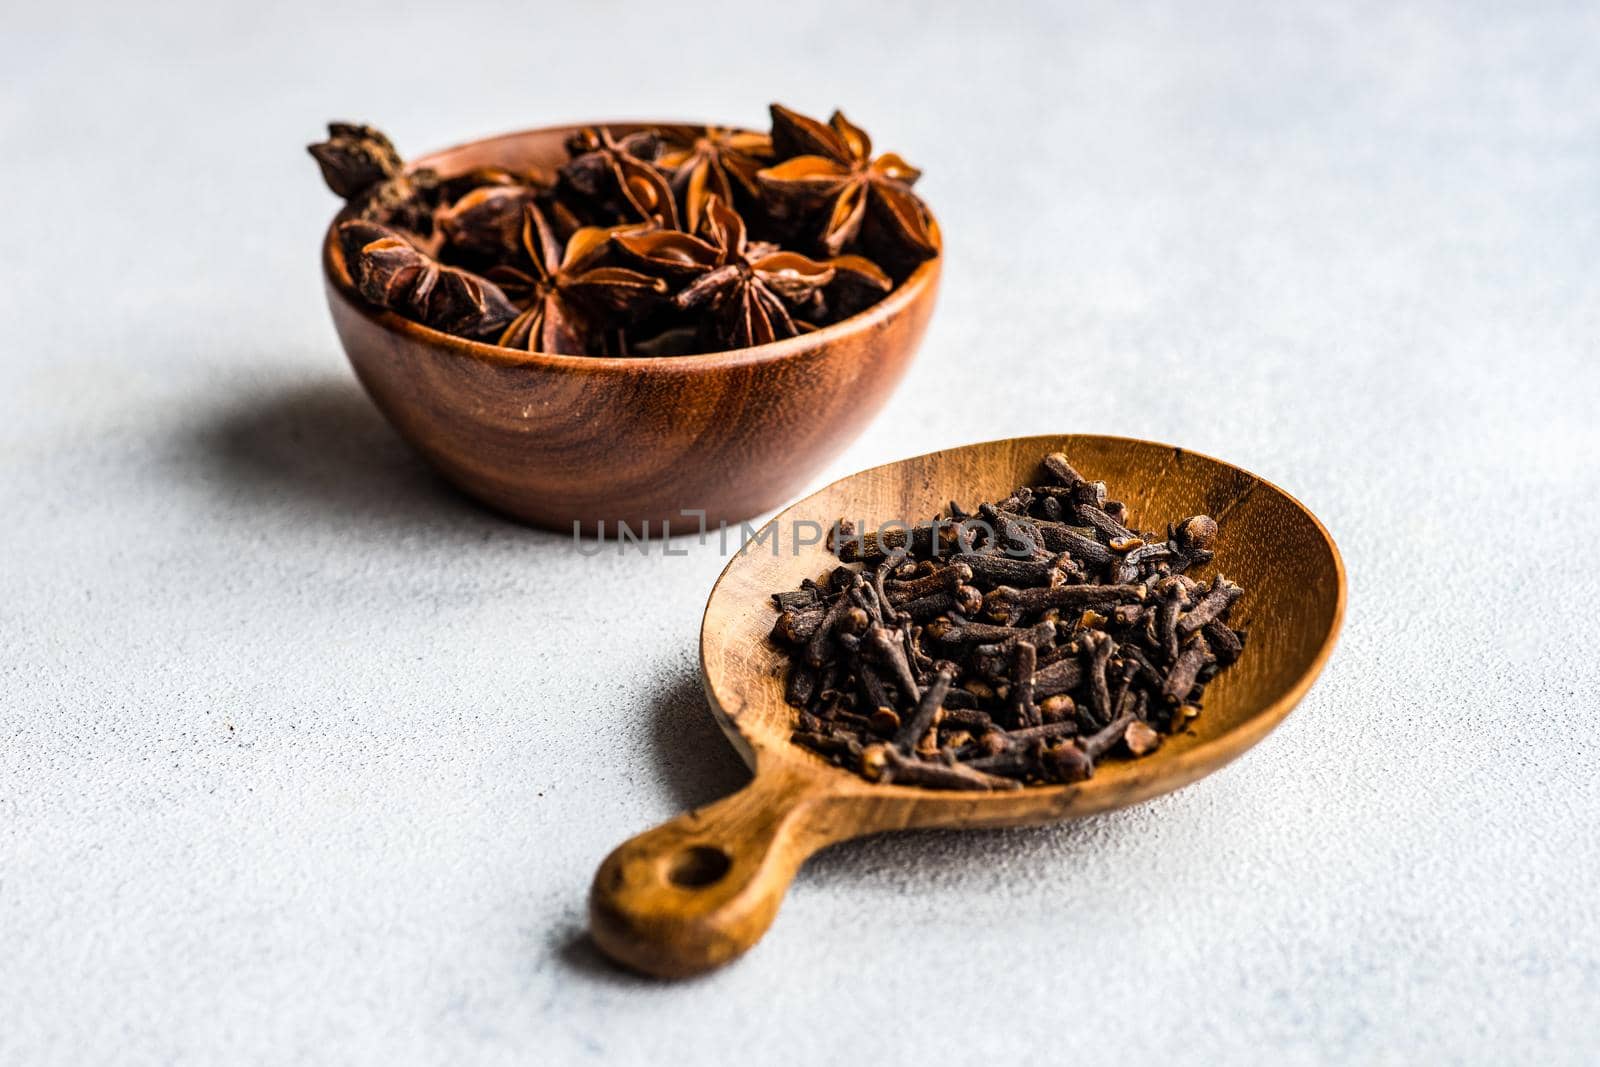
xmin=438 ymin=184 xmax=544 ymax=262
xmin=485 ymin=204 xmax=667 ymax=355
xmin=559 ymin=127 xmax=679 ymax=229
xmin=615 ymin=196 xmax=869 ymax=348
xmin=656 ymin=126 xmax=775 ymax=234
xmin=435 ymin=164 xmax=553 ymax=204
xmin=757 ymin=104 xmax=936 ymax=262
xmin=308 ymin=123 xmax=403 ymax=199
xmin=337 ymin=220 xmax=517 ymax=339
xmin=821 ymin=253 xmax=896 ymax=320
xmin=308 ymin=124 xmax=442 ymax=241
xmin=310 ymin=113 xmax=928 ymax=357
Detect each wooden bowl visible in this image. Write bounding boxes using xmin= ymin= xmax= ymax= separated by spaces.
xmin=321 ymin=123 xmax=942 ymax=533
xmin=590 ymin=435 xmax=1346 ymax=977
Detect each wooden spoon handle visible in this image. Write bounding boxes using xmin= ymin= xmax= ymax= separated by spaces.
xmin=588 ymin=764 xmax=846 ymax=978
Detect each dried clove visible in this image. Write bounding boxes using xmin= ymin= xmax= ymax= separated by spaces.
xmin=777 ymin=453 xmax=1250 ymax=790
xmin=895 ymin=665 xmax=954 ymax=754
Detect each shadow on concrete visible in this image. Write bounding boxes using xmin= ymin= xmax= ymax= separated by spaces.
xmin=646 ymin=672 xmax=752 ymax=813
xmin=188 ymin=374 xmax=550 ymax=542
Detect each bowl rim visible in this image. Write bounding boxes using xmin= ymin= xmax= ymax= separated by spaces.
xmin=321 ymin=119 xmax=944 ymax=373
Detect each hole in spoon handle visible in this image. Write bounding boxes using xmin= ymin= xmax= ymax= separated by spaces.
xmin=588 ymin=765 xmax=837 ymax=979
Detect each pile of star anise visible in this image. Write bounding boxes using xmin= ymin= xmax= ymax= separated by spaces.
xmin=307 ymin=106 xmax=937 ymax=357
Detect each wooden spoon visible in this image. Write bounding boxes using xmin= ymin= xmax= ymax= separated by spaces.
xmin=589 ymin=435 xmax=1345 ymax=978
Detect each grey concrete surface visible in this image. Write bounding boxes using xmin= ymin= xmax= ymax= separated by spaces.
xmin=4 ymin=1 xmax=1598 ymax=1063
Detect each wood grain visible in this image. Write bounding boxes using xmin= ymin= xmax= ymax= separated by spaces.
xmin=589 ymin=435 xmax=1346 ymax=978
xmin=321 ymin=123 xmax=941 ymax=534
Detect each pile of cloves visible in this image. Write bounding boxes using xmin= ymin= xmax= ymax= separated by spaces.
xmin=768 ymin=453 xmax=1248 ymax=791
xmin=307 ymin=105 xmax=937 ymax=357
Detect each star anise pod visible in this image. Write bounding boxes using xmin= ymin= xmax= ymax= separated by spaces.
xmin=309 ymin=123 xmax=441 ymax=241
xmin=435 ymin=164 xmax=553 ymax=203
xmin=821 ymin=253 xmax=896 ymax=321
xmin=430 ymin=165 xmax=587 ymax=251
xmin=437 ymin=184 xmax=545 ymax=262
xmin=485 ymin=204 xmax=667 ymax=355
xmin=308 ymin=122 xmax=403 ymax=199
xmin=656 ymin=126 xmax=775 ymax=234
xmin=615 ymin=196 xmax=875 ymax=349
xmin=357 ymin=168 xmax=442 ymax=241
xmin=559 ymin=127 xmax=679 ymax=229
xmin=757 ymin=104 xmax=936 ymax=262
xmin=337 ymin=220 xmax=517 ymax=340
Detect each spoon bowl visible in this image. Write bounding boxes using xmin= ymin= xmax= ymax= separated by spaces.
xmin=590 ymin=434 xmax=1345 ymax=977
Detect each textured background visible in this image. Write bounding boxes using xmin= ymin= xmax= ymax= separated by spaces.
xmin=4 ymin=1 xmax=1598 ymax=1063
